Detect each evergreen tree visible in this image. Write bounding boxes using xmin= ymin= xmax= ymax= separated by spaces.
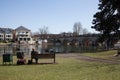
xmin=92 ymin=0 xmax=120 ymax=42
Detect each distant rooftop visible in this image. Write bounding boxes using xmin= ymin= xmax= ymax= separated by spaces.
xmin=15 ymin=26 xmax=30 ymax=31
xmin=0 ymin=28 xmax=13 ymax=34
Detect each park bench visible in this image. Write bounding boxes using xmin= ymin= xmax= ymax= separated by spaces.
xmin=31 ymin=52 xmax=56 ymax=64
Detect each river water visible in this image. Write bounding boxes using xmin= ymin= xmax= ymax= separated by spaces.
xmin=0 ymin=44 xmax=43 ymax=56
xmin=0 ymin=43 xmax=101 ymax=56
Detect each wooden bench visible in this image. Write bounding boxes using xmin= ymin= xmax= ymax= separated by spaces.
xmin=31 ymin=53 xmax=56 ymax=64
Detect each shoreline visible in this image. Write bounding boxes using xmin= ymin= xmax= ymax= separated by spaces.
xmin=0 ymin=42 xmax=17 ymax=46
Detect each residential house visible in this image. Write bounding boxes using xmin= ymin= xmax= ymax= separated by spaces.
xmin=15 ymin=26 xmax=35 ymax=44
xmin=0 ymin=28 xmax=13 ymax=41
xmin=0 ymin=28 xmax=4 ymax=41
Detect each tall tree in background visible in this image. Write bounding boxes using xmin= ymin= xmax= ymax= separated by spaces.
xmin=83 ymin=28 xmax=88 ymax=35
xmin=73 ymin=22 xmax=82 ymax=36
xmin=39 ymin=26 xmax=49 ymax=39
xmin=39 ymin=26 xmax=49 ymax=35
xmin=92 ymin=0 xmax=120 ymax=42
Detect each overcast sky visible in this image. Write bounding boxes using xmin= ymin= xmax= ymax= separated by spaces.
xmin=0 ymin=0 xmax=99 ymax=34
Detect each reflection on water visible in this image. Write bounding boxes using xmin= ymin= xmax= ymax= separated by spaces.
xmin=0 ymin=43 xmax=102 ymax=56
xmin=0 ymin=44 xmax=43 ymax=55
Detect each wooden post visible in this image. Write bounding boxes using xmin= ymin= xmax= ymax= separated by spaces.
xmin=54 ymin=52 xmax=55 ymax=63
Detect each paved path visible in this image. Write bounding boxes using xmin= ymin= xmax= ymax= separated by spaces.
xmin=57 ymin=53 xmax=120 ymax=64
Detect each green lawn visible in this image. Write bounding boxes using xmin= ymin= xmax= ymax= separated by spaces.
xmin=81 ymin=50 xmax=118 ymax=59
xmin=0 ymin=51 xmax=120 ymax=80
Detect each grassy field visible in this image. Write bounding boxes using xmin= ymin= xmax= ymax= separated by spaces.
xmin=81 ymin=50 xmax=118 ymax=59
xmin=0 ymin=51 xmax=120 ymax=80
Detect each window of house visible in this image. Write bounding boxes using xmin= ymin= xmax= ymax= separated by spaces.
xmin=24 ymin=38 xmax=26 ymax=41
xmin=0 ymin=35 xmax=3 ymax=37
xmin=27 ymin=38 xmax=30 ymax=41
xmin=20 ymin=38 xmax=22 ymax=40
xmin=8 ymin=35 xmax=11 ymax=37
xmin=6 ymin=35 xmax=11 ymax=37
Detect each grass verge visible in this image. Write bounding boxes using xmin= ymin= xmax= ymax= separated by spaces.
xmin=0 ymin=51 xmax=120 ymax=80
xmin=80 ymin=50 xmax=118 ymax=59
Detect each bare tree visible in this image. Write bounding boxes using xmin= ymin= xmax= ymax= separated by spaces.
xmin=39 ymin=26 xmax=49 ymax=35
xmin=82 ymin=28 xmax=88 ymax=34
xmin=32 ymin=32 xmax=39 ymax=35
xmin=39 ymin=26 xmax=49 ymax=39
xmin=73 ymin=22 xmax=82 ymax=36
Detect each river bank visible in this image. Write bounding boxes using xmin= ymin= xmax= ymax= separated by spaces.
xmin=0 ymin=42 xmax=18 ymax=46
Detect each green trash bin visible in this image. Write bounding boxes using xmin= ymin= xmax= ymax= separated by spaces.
xmin=3 ymin=53 xmax=13 ymax=64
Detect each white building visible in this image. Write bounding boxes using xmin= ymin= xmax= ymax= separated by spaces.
xmin=15 ymin=26 xmax=35 ymax=44
xmin=0 ymin=32 xmax=4 ymax=41
xmin=0 ymin=28 xmax=13 ymax=41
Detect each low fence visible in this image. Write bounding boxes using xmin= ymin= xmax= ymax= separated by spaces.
xmin=0 ymin=45 xmax=30 ymax=56
xmin=51 ymin=45 xmax=107 ymax=53
xmin=0 ymin=44 xmax=108 ymax=56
